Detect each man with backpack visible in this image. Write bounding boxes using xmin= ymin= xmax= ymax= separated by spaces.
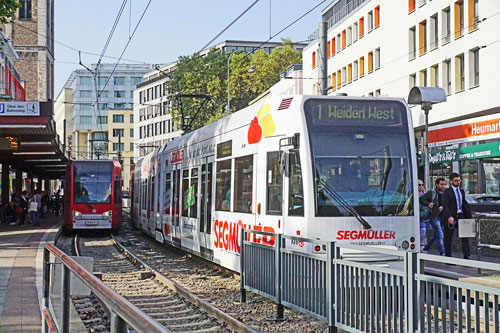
xmin=419 ymin=178 xmax=446 ymax=256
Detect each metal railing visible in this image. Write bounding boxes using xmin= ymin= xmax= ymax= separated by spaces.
xmin=43 ymin=242 xmax=170 ymax=333
xmin=240 ymin=229 xmax=500 ymax=332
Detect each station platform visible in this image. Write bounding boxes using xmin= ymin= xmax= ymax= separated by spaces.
xmin=0 ymin=214 xmax=61 ymax=333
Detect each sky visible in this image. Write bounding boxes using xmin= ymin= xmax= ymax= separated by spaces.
xmin=54 ymin=0 xmax=327 ymax=96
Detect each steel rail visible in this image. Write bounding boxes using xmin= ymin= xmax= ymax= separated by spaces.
xmin=42 ymin=307 xmax=59 ymax=333
xmin=44 ymin=242 xmax=170 ymax=333
xmin=111 ymin=234 xmax=259 ymax=333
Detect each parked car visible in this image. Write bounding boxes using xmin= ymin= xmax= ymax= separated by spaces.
xmin=466 ymin=194 xmax=500 ymax=214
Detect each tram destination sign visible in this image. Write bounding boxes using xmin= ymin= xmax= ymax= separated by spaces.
xmin=0 ymin=101 xmax=40 ymax=116
xmin=429 ymin=141 xmax=500 ymax=164
xmin=304 ymin=99 xmax=404 ymax=126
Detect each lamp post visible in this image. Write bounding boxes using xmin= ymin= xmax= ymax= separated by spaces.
xmin=227 ymin=51 xmax=256 ymax=113
xmin=408 ymin=87 xmax=446 ymax=189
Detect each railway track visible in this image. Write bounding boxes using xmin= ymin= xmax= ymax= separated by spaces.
xmin=57 ymin=231 xmax=257 ymax=333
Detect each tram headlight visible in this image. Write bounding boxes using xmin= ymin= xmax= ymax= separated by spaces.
xmin=73 ymin=210 xmax=81 ymax=217
xmin=103 ymin=210 xmax=112 ymax=218
xmin=401 ymin=240 xmax=409 ymax=250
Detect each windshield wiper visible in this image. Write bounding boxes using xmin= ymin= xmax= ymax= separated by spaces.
xmin=318 ymin=179 xmax=372 ymax=229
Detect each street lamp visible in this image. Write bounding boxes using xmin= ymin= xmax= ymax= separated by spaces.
xmin=227 ymin=51 xmax=256 ymax=113
xmin=408 ymin=86 xmax=446 ymax=190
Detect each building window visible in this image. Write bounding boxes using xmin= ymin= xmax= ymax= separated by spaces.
xmin=336 ymin=33 xmax=341 ymax=52
xmin=374 ymin=6 xmax=380 ymax=28
xmin=430 ymin=14 xmax=438 ymax=50
xmin=342 ymin=67 xmax=347 ymax=86
xmin=130 ymin=143 xmax=134 ymax=151
xmin=331 ymin=72 xmax=336 ymax=91
xmin=409 ymin=27 xmax=416 ymax=60
xmin=468 ymin=0 xmax=479 ymax=31
xmin=327 ymin=41 xmax=331 ymax=58
xmin=113 ymin=129 xmax=124 ymax=137
xmin=442 ymin=7 xmax=451 ymax=44
xmin=312 ymin=51 xmax=316 ymax=68
xmin=331 ymin=37 xmax=336 ymax=55
xmin=455 ymin=53 xmax=465 ymax=91
xmin=81 ymin=105 xmax=92 ymax=111
xmin=442 ymin=59 xmax=452 ymax=94
xmin=114 ymin=103 xmax=126 ymax=109
xmin=342 ymin=30 xmax=346 ymax=49
xmin=368 ymin=51 xmax=373 ymax=73
xmin=419 ymin=0 xmax=426 ymax=6
xmin=348 ymin=64 xmax=352 ymax=83
xmin=375 ymin=89 xmax=381 ymax=96
xmin=430 ymin=64 xmax=439 ymax=87
xmin=97 ymin=77 xmax=107 ymax=86
xmin=130 ymin=128 xmax=134 ymax=137
xmin=359 ymin=56 xmax=365 ymax=77
xmin=409 ymin=0 xmax=416 ymax=13
xmin=80 ymin=90 xmax=92 ymax=98
xmin=18 ymin=0 xmax=32 ymax=19
xmin=131 ymin=77 xmax=142 ymax=85
xmin=374 ymin=48 xmax=380 ymax=70
xmin=97 ymin=103 xmax=107 ymax=110
xmin=113 ymin=143 xmax=124 ymax=151
xmin=367 ymin=11 xmax=373 ymax=32
xmin=454 ymin=0 xmax=464 ymax=38
xmin=359 ymin=17 xmax=364 ymax=38
xmin=114 ymin=77 xmax=125 ymax=85
xmin=409 ymin=73 xmax=416 ymax=89
xmin=80 ymin=116 xmax=91 ymax=124
xmin=113 ymin=114 xmax=124 ymax=123
xmin=129 ymin=114 xmax=134 ymax=123
xmin=114 ymin=91 xmax=126 ymax=98
xmin=420 ymin=69 xmax=427 ymax=86
xmin=99 ymin=91 xmax=108 ymax=98
xmin=347 ymin=27 xmax=352 ymax=46
xmin=337 ymin=70 xmax=341 ymax=89
xmin=353 ymin=60 xmax=358 ymax=81
xmin=80 ymin=76 xmax=92 ymax=85
xmin=419 ymin=20 xmax=427 ymax=55
xmin=97 ymin=116 xmax=107 ymax=124
xmin=353 ymin=22 xmax=358 ymax=42
xmin=469 ymin=48 xmax=479 ymax=87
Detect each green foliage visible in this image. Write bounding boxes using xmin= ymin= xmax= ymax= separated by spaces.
xmin=0 ymin=0 xmax=20 ymax=25
xmin=166 ymin=38 xmax=302 ymax=132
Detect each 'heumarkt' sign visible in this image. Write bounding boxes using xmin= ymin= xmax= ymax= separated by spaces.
xmin=0 ymin=102 xmax=40 ymax=116
xmin=429 ymin=141 xmax=500 ymax=164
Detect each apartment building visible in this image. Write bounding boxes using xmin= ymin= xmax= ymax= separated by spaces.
xmin=56 ymin=63 xmax=154 ymax=160
xmin=133 ymin=40 xmax=307 ymax=159
xmin=1 ymin=0 xmax=54 ymax=101
xmin=107 ymin=109 xmax=134 ymax=190
xmin=303 ymin=0 xmax=500 ymax=195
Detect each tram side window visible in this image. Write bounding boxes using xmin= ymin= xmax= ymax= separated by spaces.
xmin=216 ymin=160 xmax=232 ymax=211
xmin=234 ymin=155 xmax=253 ymax=213
xmin=181 ymin=170 xmax=189 ymax=217
xmin=164 ymin=173 xmax=171 ymax=215
xmin=150 ymin=175 xmax=155 ymax=212
xmin=288 ymin=149 xmax=304 ymax=216
xmin=189 ymin=168 xmax=198 ymax=218
xmin=173 ymin=169 xmax=180 ymax=226
xmin=267 ymin=152 xmax=282 ymax=215
xmin=141 ymin=179 xmax=147 ymax=210
xmin=114 ymin=176 xmax=120 ymax=204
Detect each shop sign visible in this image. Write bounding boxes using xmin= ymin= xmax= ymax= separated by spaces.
xmin=429 ymin=141 xmax=500 ymax=164
xmin=0 ymin=102 xmax=40 ymax=116
xmin=428 ymin=114 xmax=500 ymax=147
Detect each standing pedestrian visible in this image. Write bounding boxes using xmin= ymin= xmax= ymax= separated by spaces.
xmin=441 ymin=172 xmax=472 ymax=259
xmin=420 ymin=178 xmax=446 ymax=255
xmin=19 ymin=191 xmax=28 ymax=226
xmin=418 ymin=180 xmax=428 ymax=249
xmin=29 ymin=190 xmax=41 ymax=226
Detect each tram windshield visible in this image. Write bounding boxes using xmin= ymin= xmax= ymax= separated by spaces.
xmin=304 ymin=99 xmax=414 ymax=217
xmin=73 ymin=162 xmax=113 ymax=204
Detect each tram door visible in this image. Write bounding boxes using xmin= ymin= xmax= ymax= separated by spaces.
xmin=199 ymin=156 xmax=214 ymax=258
xmin=259 ymin=137 xmax=285 ymax=234
xmin=171 ymin=166 xmax=182 ymax=246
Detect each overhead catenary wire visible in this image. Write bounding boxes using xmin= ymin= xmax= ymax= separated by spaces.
xmin=96 ymin=0 xmax=128 ymax=68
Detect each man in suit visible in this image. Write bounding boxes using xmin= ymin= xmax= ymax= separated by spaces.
xmin=441 ymin=173 xmax=472 ymax=259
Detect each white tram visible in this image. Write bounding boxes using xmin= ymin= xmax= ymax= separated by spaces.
xmin=132 ymin=95 xmax=419 ymax=271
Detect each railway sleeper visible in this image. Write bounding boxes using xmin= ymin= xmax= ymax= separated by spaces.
xmin=126 ymin=295 xmax=176 ymax=302
xmin=165 ymin=319 xmax=216 ymax=330
xmin=146 ymin=308 xmax=196 ymax=318
xmin=133 ymin=299 xmax=181 ymax=307
xmin=175 ymin=327 xmax=223 ymax=333
xmin=156 ymin=314 xmax=203 ymax=323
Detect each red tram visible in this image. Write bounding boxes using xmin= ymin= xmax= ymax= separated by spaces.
xmin=64 ymin=160 xmax=122 ymax=231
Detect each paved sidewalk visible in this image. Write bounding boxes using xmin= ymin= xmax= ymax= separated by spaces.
xmin=0 ymin=215 xmax=61 ymax=332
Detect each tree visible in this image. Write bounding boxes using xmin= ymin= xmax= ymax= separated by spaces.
xmin=0 ymin=0 xmax=20 ymax=25
xmin=166 ymin=39 xmax=302 ymax=132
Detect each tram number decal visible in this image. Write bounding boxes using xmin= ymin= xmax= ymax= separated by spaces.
xmin=291 ymin=240 xmax=304 ymax=247
xmin=213 ymin=220 xmax=275 ymax=254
